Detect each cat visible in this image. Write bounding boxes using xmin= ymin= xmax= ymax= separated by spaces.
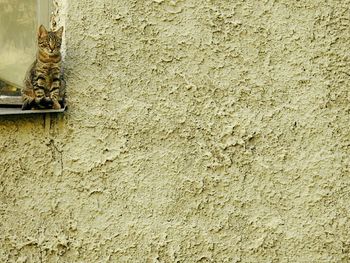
xmin=22 ymin=25 xmax=65 ymax=110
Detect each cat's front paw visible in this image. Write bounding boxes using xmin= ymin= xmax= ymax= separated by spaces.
xmin=22 ymin=101 xmax=32 ymax=110
xmin=34 ymin=97 xmax=53 ymax=108
xmin=52 ymin=100 xmax=61 ymax=109
xmin=22 ymin=97 xmax=35 ymax=110
xmin=41 ymin=97 xmax=53 ymax=107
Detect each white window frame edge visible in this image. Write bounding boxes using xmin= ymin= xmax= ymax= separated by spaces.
xmin=38 ymin=0 xmax=52 ymax=28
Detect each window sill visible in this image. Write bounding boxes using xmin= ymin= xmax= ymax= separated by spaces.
xmin=0 ymin=96 xmax=66 ymax=115
xmin=0 ymin=106 xmax=66 ymax=115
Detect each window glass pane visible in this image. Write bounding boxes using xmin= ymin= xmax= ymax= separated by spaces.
xmin=0 ymin=0 xmax=37 ymax=95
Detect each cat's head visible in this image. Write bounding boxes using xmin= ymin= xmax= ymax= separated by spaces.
xmin=37 ymin=25 xmax=63 ymax=56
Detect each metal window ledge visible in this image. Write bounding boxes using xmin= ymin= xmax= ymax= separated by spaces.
xmin=0 ymin=106 xmax=66 ymax=115
xmin=0 ymin=96 xmax=66 ymax=115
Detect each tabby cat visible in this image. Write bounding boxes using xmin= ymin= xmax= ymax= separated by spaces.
xmin=22 ymin=25 xmax=65 ymax=110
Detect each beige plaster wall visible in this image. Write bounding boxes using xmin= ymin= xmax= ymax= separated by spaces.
xmin=1 ymin=0 xmax=349 ymax=262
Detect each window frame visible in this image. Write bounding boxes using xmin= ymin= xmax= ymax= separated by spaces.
xmin=0 ymin=0 xmax=53 ymax=106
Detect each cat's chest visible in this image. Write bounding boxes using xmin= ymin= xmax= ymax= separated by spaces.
xmin=35 ymin=62 xmax=61 ymax=77
xmin=39 ymin=62 xmax=60 ymax=71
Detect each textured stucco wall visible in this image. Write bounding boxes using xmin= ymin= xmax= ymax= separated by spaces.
xmin=1 ymin=0 xmax=350 ymax=262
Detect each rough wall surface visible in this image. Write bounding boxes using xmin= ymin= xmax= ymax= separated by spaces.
xmin=1 ymin=0 xmax=349 ymax=262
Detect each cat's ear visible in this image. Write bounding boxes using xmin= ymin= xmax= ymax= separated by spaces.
xmin=38 ymin=25 xmax=48 ymax=38
xmin=56 ymin=26 xmax=64 ymax=38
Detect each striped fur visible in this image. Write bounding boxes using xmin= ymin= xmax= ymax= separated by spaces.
xmin=22 ymin=25 xmax=65 ymax=110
